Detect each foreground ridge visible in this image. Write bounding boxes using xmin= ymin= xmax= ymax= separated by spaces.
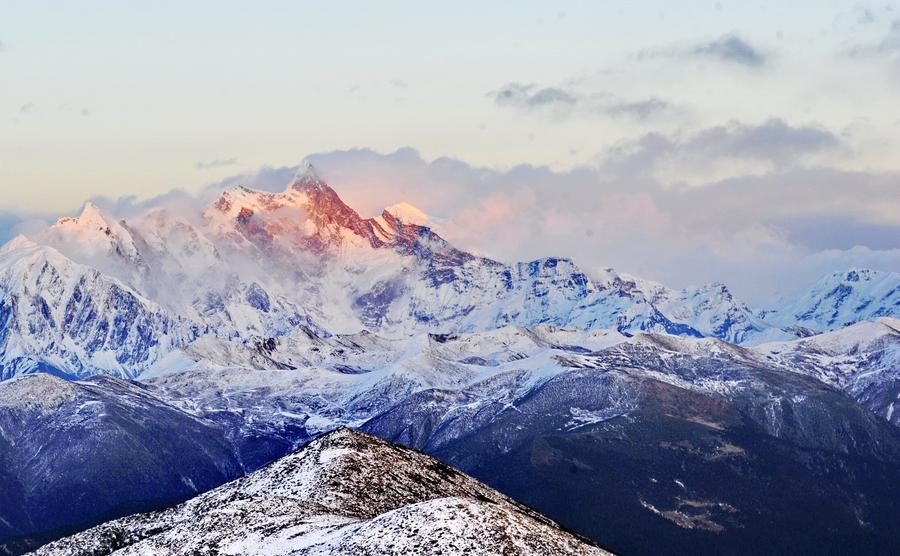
xmin=31 ymin=427 xmax=609 ymax=556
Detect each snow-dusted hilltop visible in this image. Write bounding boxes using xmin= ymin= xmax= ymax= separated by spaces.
xmin=0 ymin=166 xmax=898 ymax=380
xmin=33 ymin=428 xmax=608 ymax=556
xmin=756 ymin=317 xmax=900 ymax=426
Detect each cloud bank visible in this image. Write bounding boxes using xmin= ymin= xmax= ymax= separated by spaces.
xmin=4 ymin=119 xmax=898 ymax=305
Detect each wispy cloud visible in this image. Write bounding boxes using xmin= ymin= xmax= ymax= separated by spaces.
xmin=640 ymin=33 xmax=767 ymax=67
xmin=491 ymin=83 xmax=578 ymax=108
xmin=690 ymin=34 xmax=766 ymax=66
xmin=849 ymin=19 xmax=900 ymax=58
xmin=491 ymin=81 xmax=677 ymax=122
xmin=196 ymin=158 xmax=238 ymax=170
xmin=605 ymin=98 xmax=671 ymax=120
xmin=19 ymin=103 xmax=35 ymax=115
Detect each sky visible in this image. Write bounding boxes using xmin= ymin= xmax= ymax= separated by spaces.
xmin=2 ymin=1 xmax=900 ymax=303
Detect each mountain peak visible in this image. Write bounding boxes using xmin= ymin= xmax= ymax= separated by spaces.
xmin=382 ymin=202 xmax=429 ymax=227
xmin=56 ymin=201 xmax=111 ymax=231
xmin=289 ymin=160 xmax=327 ymax=192
xmin=35 ymin=426 xmax=607 ymax=555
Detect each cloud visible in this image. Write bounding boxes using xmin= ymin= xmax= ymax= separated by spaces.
xmin=6 ymin=120 xmax=898 ymax=305
xmin=690 ymin=34 xmax=766 ymax=66
xmin=676 ymin=118 xmax=838 ymax=163
xmin=605 ymin=98 xmax=671 ymax=120
xmin=19 ymin=103 xmax=35 ymax=115
xmin=237 ymin=137 xmax=895 ymax=303
xmin=491 ymin=81 xmax=677 ymax=122
xmin=640 ymin=33 xmax=767 ymax=67
xmin=879 ymin=20 xmax=900 ymax=55
xmin=196 ymin=158 xmax=238 ymax=170
xmin=602 ymin=119 xmax=842 ymax=184
xmin=849 ymin=19 xmax=900 ymax=58
xmin=492 ymin=83 xmax=578 ymax=109
xmin=880 ymin=20 xmax=900 ymax=54
xmin=0 ymin=211 xmax=57 ymax=246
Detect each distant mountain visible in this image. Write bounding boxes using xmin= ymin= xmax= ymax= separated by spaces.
xmin=0 ymin=165 xmax=822 ymax=381
xmin=761 ymin=268 xmax=900 ymax=332
xmin=32 ymin=428 xmax=607 ymax=556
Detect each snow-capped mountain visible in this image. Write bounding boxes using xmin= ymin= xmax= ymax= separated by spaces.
xmin=761 ymin=268 xmax=900 ymax=332
xmin=33 ymin=428 xmax=608 ymax=556
xmin=0 ymin=164 xmax=825 ymax=380
xmin=0 ymin=236 xmax=194 ymax=380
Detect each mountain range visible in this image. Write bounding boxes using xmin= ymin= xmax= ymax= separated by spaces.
xmin=1 ymin=166 xmax=900 ymax=554
xmin=0 ymin=164 xmax=898 ymax=381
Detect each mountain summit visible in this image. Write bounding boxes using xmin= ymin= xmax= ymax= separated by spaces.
xmin=33 ymin=427 xmax=608 ymax=556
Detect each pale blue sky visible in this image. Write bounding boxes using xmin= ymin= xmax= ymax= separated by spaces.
xmin=3 ymin=1 xmax=899 ymax=210
xmin=2 ymin=1 xmax=900 ymax=299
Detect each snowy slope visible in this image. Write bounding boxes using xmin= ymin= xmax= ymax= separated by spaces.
xmin=0 ymin=236 xmax=194 ymax=379
xmin=32 ymin=428 xmax=608 ymax=556
xmin=0 ymin=373 xmax=240 ymax=551
xmin=755 ymin=317 xmax=900 ymax=425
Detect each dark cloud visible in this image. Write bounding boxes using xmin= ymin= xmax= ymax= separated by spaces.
xmin=605 ymin=98 xmax=671 ymax=120
xmin=848 ymin=19 xmax=900 ymax=57
xmin=682 ymin=118 xmax=839 ymax=162
xmin=858 ymin=8 xmax=876 ymax=25
xmin=604 ymin=119 xmax=840 ymax=176
xmin=639 ymin=33 xmax=767 ymax=67
xmin=690 ymin=34 xmax=766 ymax=66
xmin=874 ymin=19 xmax=900 ymax=55
xmin=196 ymin=158 xmax=238 ymax=170
xmin=492 ymin=82 xmax=677 ymax=122
xmin=492 ymin=83 xmax=578 ymax=108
